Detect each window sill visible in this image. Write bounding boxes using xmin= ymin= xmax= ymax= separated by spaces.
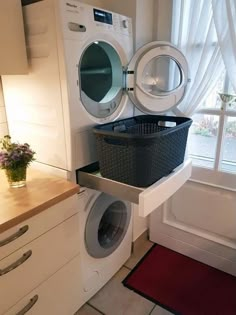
xmin=190 ymin=165 xmax=236 ymax=192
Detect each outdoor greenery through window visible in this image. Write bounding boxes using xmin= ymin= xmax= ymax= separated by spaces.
xmin=188 ymin=72 xmax=236 ymax=174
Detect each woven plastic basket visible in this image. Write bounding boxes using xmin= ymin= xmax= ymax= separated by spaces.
xmin=93 ymin=115 xmax=192 ymax=187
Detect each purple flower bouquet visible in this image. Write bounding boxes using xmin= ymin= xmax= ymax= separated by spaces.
xmin=0 ymin=135 xmax=35 ymax=187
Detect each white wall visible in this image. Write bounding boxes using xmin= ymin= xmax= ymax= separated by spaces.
xmin=0 ymin=79 xmax=8 ymax=138
xmin=154 ymin=0 xmax=173 ymax=41
xmin=150 ymin=181 xmax=236 ymax=276
xmin=135 ymin=0 xmax=154 ymax=49
xmin=101 ymin=0 xmax=136 ymax=18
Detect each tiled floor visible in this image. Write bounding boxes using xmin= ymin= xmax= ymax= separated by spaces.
xmin=76 ymin=237 xmax=172 ymax=315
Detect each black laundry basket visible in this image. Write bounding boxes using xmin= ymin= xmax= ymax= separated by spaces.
xmin=93 ymin=115 xmax=192 ymax=187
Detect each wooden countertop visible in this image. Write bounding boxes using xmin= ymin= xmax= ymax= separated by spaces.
xmin=0 ymin=168 xmax=80 ymax=234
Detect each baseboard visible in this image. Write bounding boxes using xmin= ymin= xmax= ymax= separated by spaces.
xmin=150 ymin=231 xmax=236 ymax=277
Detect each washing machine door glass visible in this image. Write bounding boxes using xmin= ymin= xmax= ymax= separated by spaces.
xmin=127 ymin=41 xmax=189 ymax=114
xmin=85 ymin=193 xmax=131 ymax=258
xmin=79 ymin=41 xmax=123 ymax=119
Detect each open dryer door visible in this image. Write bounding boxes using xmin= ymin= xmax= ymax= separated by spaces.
xmin=126 ymin=41 xmax=189 ymax=114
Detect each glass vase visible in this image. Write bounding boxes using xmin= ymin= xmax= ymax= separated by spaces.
xmin=5 ymin=166 xmax=27 ymax=188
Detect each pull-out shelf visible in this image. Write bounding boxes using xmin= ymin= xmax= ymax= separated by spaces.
xmin=77 ymin=159 xmax=192 ymax=217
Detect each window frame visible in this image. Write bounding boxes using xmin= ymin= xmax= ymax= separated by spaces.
xmin=188 ymin=75 xmax=236 ymax=191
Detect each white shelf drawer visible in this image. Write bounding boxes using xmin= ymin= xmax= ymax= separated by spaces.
xmin=0 ymin=195 xmax=78 ymax=261
xmin=77 ymin=159 xmax=192 ymax=217
xmin=4 ymin=255 xmax=83 ymax=315
xmin=0 ymin=213 xmax=79 ymax=315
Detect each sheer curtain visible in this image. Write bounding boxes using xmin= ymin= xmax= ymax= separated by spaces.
xmin=171 ymin=0 xmax=224 ymax=116
xmin=212 ymin=0 xmax=236 ymax=92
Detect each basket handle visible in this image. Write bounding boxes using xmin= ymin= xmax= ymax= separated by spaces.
xmin=113 ymin=124 xmax=127 ymax=132
xmin=104 ymin=137 xmax=127 ymax=146
xmin=158 ymin=121 xmax=177 ymax=127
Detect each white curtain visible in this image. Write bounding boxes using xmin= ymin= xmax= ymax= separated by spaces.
xmin=212 ymin=0 xmax=236 ymax=93
xmin=171 ymin=0 xmax=224 ymax=116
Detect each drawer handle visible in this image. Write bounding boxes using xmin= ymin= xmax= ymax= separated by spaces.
xmin=0 ymin=250 xmax=32 ymax=276
xmin=0 ymin=225 xmax=29 ymax=247
xmin=16 ymin=295 xmax=39 ymax=315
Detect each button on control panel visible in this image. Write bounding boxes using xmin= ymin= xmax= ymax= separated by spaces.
xmin=68 ymin=22 xmax=86 ymax=32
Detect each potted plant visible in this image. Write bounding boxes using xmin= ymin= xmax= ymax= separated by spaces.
xmin=0 ymin=135 xmax=35 ymax=188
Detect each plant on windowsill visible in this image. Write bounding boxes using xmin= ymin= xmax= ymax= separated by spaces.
xmin=0 ymin=135 xmax=36 ymax=188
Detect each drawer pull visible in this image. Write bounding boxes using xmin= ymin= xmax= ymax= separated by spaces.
xmin=0 ymin=250 xmax=32 ymax=276
xmin=16 ymin=295 xmax=39 ymax=315
xmin=0 ymin=225 xmax=29 ymax=247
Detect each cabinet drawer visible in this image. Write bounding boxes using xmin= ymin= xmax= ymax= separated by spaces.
xmin=0 ymin=213 xmax=79 ymax=315
xmin=0 ymin=195 xmax=78 ymax=261
xmin=4 ymin=255 xmax=83 ymax=315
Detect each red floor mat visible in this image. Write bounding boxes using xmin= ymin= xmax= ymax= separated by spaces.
xmin=123 ymin=244 xmax=236 ymax=315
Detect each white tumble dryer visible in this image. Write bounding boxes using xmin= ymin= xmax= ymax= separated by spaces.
xmin=2 ymin=0 xmax=189 ymax=174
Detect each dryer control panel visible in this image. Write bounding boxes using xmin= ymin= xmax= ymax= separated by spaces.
xmin=93 ymin=9 xmax=112 ymax=25
xmin=92 ymin=7 xmax=132 ymax=36
xmin=61 ymin=0 xmax=132 ymax=39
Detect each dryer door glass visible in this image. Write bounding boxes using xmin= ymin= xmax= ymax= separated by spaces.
xmin=127 ymin=41 xmax=189 ymax=114
xmin=79 ymin=41 xmax=123 ymax=118
xmin=141 ymin=56 xmax=182 ymax=95
xmin=85 ymin=194 xmax=131 ymax=258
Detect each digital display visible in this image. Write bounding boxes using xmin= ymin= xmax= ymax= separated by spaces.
xmin=93 ymin=9 xmax=112 ymax=25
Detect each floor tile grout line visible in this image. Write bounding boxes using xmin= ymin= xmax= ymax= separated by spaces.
xmin=122 ymin=265 xmax=157 ymax=315
xmin=87 ymin=302 xmax=106 ymax=315
xmin=148 ymin=304 xmax=156 ymax=315
xmin=123 ymin=264 xmax=132 ymax=270
xmin=123 ymin=265 xmax=157 ymax=315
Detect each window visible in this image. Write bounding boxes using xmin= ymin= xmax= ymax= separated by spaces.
xmin=188 ymin=73 xmax=236 ymax=179
xmin=169 ymin=0 xmax=236 ymax=189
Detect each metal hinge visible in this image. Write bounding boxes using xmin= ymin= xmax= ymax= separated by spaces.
xmin=123 ymin=69 xmax=134 ymax=91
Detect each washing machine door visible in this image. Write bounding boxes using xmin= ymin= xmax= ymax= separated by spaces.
xmin=127 ymin=41 xmax=189 ymax=114
xmin=85 ymin=193 xmax=131 ymax=258
xmin=79 ymin=41 xmax=125 ymax=120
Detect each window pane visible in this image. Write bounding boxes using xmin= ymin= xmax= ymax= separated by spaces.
xmin=221 ymin=117 xmax=236 ymax=173
xmin=220 ymin=77 xmax=236 ymax=111
xmin=199 ymin=72 xmax=225 ymax=110
xmin=226 ymin=98 xmax=236 ymax=111
xmin=188 ymin=114 xmax=219 ymax=168
xmin=225 ymin=80 xmax=236 ymax=110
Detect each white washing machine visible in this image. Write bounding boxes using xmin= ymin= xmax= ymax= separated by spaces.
xmin=2 ymin=0 xmax=189 ymax=174
xmin=77 ymin=189 xmax=132 ymax=303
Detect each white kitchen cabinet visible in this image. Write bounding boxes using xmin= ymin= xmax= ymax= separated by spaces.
xmin=0 ymin=0 xmax=28 ymax=74
xmin=0 ymin=195 xmax=82 ymax=315
xmin=4 ymin=255 xmax=82 ymax=315
xmin=0 ymin=213 xmax=80 ymax=314
xmin=0 ymin=195 xmax=78 ymax=261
